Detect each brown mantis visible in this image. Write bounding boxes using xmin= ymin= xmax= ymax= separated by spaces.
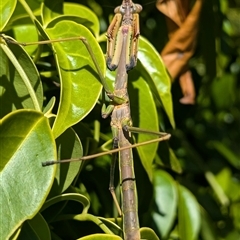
xmin=1 ymin=1 xmax=171 ymax=239
xmin=42 ymin=1 xmax=170 ymax=239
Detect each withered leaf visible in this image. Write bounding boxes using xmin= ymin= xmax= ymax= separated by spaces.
xmin=156 ymin=0 xmax=203 ymax=104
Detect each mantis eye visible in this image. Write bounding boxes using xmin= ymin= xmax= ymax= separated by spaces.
xmin=132 ymin=4 xmax=142 ymax=13
xmin=119 ymin=6 xmax=126 ymax=14
xmin=114 ymin=5 xmax=125 ymax=14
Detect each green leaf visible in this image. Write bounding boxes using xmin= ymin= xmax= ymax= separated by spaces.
xmin=53 ymin=213 xmax=115 ymax=236
xmin=208 ymin=141 xmax=240 ymax=169
xmin=0 ymin=0 xmax=17 ymax=31
xmin=140 ymin=227 xmax=160 ymax=240
xmin=211 ymin=74 xmax=236 ymax=109
xmin=41 ymin=0 xmax=64 ymax=26
xmin=12 ymin=24 xmax=39 ymax=56
xmin=42 ymin=193 xmax=90 ymax=214
xmin=78 ymin=233 xmax=122 ymax=240
xmin=0 ymin=110 xmax=56 ymax=239
xmin=200 ymin=208 xmax=218 ymax=240
xmin=9 ymin=227 xmax=21 ymax=240
xmin=18 ymin=213 xmax=51 ymax=240
xmin=168 ymin=148 xmax=182 ymax=173
xmin=225 ymin=230 xmax=240 ymax=240
xmin=9 ymin=0 xmax=41 ymax=24
xmin=156 ymin=145 xmax=182 ymax=174
xmin=178 ymin=185 xmax=201 ymax=240
xmin=152 ymin=170 xmax=177 ymax=238
xmin=205 ymin=171 xmax=229 ymax=206
xmin=0 ymin=36 xmax=43 ymax=117
xmin=226 ymin=8 xmax=240 ymax=36
xmin=54 ymin=127 xmax=83 ymax=194
xmin=138 ymin=36 xmax=175 ymax=128
xmin=129 ymin=65 xmax=159 ymax=181
xmin=231 ymin=203 xmax=240 ymax=231
xmin=63 ymin=3 xmax=100 ymax=36
xmin=43 ymin=97 xmax=56 ymax=115
xmin=215 ymin=168 xmax=240 ymax=202
xmin=98 ymin=217 xmax=122 ymax=236
xmin=45 ymin=20 xmax=104 ymax=138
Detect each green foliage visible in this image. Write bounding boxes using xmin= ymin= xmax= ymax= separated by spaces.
xmin=0 ymin=110 xmax=56 ymax=239
xmin=1 ymin=0 xmax=240 ymax=240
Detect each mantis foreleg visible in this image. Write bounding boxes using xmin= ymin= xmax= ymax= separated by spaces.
xmin=106 ymin=4 xmax=142 ymax=71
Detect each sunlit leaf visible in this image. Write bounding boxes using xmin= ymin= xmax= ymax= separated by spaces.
xmin=0 ymin=0 xmax=17 ymax=31
xmin=42 ymin=193 xmax=90 ymax=214
xmin=129 ymin=65 xmax=159 ymax=181
xmin=12 ymin=24 xmax=39 ymax=55
xmin=140 ymin=227 xmax=160 ymax=240
xmin=152 ymin=170 xmax=177 ymax=238
xmin=63 ymin=3 xmax=100 ymax=36
xmin=54 ymin=127 xmax=83 ymax=193
xmin=178 ymin=185 xmax=201 ymax=240
xmin=0 ymin=36 xmax=43 ymax=117
xmin=0 ymin=110 xmax=56 ymax=239
xmin=78 ymin=233 xmax=122 ymax=240
xmin=46 ymin=20 xmax=104 ymax=138
xmin=138 ymin=36 xmax=175 ymax=128
xmin=41 ymin=0 xmax=64 ymax=26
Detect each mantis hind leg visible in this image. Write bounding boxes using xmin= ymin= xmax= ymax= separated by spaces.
xmin=109 ymin=127 xmax=122 ymax=216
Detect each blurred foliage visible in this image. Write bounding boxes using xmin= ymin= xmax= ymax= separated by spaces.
xmin=1 ymin=0 xmax=240 ymax=240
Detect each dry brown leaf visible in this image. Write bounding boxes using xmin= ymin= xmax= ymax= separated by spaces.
xmin=157 ymin=0 xmax=203 ymax=104
xmin=179 ymin=70 xmax=195 ymax=104
xmin=156 ymin=0 xmax=189 ymax=27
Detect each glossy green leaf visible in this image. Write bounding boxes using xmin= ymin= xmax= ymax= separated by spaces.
xmin=0 ymin=110 xmax=56 ymax=239
xmin=138 ymin=36 xmax=175 ymax=128
xmin=63 ymin=3 xmax=100 ymax=36
xmin=9 ymin=227 xmax=21 ymax=240
xmin=140 ymin=227 xmax=160 ymax=240
xmin=98 ymin=217 xmax=122 ymax=236
xmin=78 ymin=233 xmax=122 ymax=240
xmin=18 ymin=213 xmax=51 ymax=240
xmin=45 ymin=20 xmax=104 ymax=138
xmin=12 ymin=24 xmax=39 ymax=55
xmin=43 ymin=97 xmax=56 ymax=115
xmin=41 ymin=0 xmax=64 ymax=26
xmin=54 ymin=127 xmax=83 ymax=193
xmin=208 ymin=141 xmax=240 ymax=169
xmin=152 ymin=170 xmax=177 ymax=238
xmin=0 ymin=36 xmax=43 ymax=117
xmin=0 ymin=0 xmax=17 ymax=31
xmin=178 ymin=185 xmax=201 ymax=240
xmin=53 ymin=213 xmax=115 ymax=235
xmin=42 ymin=193 xmax=90 ymax=214
xmin=41 ymin=2 xmax=100 ymax=37
xmin=9 ymin=0 xmax=41 ymax=23
xmin=129 ymin=65 xmax=159 ymax=181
